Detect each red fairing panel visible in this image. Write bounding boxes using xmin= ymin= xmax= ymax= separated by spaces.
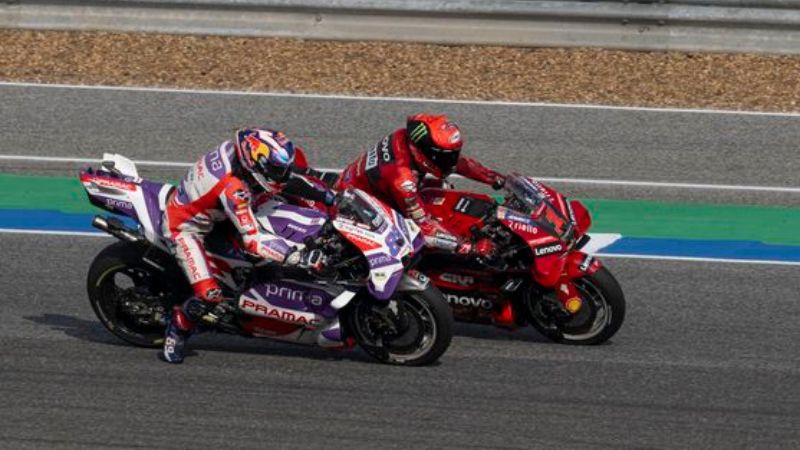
xmin=419 ymin=188 xmax=493 ymax=237
xmin=569 ymin=199 xmax=592 ymax=237
xmin=563 ymin=251 xmax=602 ymax=279
xmin=532 ymin=253 xmax=567 ymax=288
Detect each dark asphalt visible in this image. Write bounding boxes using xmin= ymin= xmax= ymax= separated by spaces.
xmin=0 ymin=234 xmax=798 ymax=449
xmin=1 ymin=84 xmax=799 ymax=449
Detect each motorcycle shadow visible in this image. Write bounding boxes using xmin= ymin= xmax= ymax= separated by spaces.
xmin=24 ymin=313 xmax=128 ymax=346
xmin=453 ymin=322 xmax=551 ymax=344
xmin=185 ymin=335 xmax=380 ymax=365
xmin=23 ymin=313 xmax=389 ymax=366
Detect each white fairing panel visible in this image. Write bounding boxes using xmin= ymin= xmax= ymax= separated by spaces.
xmin=102 ymin=153 xmax=140 ymax=180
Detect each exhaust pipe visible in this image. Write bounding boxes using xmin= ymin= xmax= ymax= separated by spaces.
xmin=92 ymin=215 xmax=142 ymax=242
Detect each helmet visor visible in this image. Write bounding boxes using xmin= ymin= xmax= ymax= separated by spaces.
xmin=256 ymin=156 xmax=292 ymax=183
xmin=427 ymin=147 xmax=460 ymax=175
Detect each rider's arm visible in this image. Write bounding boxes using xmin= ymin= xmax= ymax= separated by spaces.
xmin=455 ymin=156 xmax=505 ymax=188
xmin=292 ymin=146 xmax=338 ymax=188
xmin=283 ymin=173 xmax=336 ymax=206
xmin=219 ymin=177 xmax=296 ymax=263
xmin=387 ymin=167 xmax=461 ymax=252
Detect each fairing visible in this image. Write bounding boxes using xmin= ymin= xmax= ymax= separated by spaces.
xmin=80 ymin=154 xmax=173 ymax=248
xmin=333 ymin=189 xmax=421 ymax=300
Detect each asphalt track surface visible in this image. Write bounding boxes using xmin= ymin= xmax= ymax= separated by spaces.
xmin=1 ymin=84 xmax=799 ymax=449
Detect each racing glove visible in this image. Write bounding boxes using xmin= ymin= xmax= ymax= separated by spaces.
xmin=456 ymin=238 xmax=496 ymax=258
xmin=491 ymin=175 xmax=507 ymax=191
xmin=473 ymin=238 xmax=496 ymax=258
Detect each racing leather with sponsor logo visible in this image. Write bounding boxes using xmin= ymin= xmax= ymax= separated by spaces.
xmin=336 ymin=128 xmax=503 ymax=254
xmin=164 ymin=141 xmax=319 ymax=302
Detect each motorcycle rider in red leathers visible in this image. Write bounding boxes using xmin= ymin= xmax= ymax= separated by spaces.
xmin=336 ymin=114 xmax=505 ymax=256
xmin=160 ymin=127 xmax=331 ymax=363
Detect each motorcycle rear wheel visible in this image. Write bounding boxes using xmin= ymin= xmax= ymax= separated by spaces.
xmin=346 ymin=286 xmax=453 ymax=366
xmin=525 ymin=266 xmax=625 ymax=345
xmin=87 ymin=242 xmax=184 ymax=348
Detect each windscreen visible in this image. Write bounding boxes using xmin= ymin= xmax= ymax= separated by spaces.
xmin=336 ymin=189 xmax=386 ymax=231
xmin=505 ymin=175 xmax=574 ymax=241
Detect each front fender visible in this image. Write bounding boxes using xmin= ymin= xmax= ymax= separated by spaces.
xmin=531 ymin=250 xmax=601 ymax=288
xmin=394 ymin=270 xmax=431 ymax=293
xmin=563 ymin=251 xmax=602 ymax=280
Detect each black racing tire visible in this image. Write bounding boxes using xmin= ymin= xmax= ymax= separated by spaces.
xmin=87 ymin=241 xmax=186 ymax=348
xmin=346 ymin=286 xmax=453 ymax=366
xmin=526 ymin=266 xmax=625 ymax=345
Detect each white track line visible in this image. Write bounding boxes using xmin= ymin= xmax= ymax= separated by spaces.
xmin=596 ymin=252 xmax=800 ymax=267
xmin=0 ymin=154 xmax=192 ymax=168
xmin=2 ymin=227 xmax=797 ymax=266
xmin=2 ymin=154 xmax=798 ymax=193
xmin=2 ymin=81 xmax=800 ymax=118
xmin=0 ymin=228 xmax=108 ymax=238
xmin=532 ymin=177 xmax=800 ymax=194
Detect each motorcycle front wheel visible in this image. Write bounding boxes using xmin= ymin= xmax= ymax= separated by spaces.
xmin=345 ymin=286 xmax=453 ymax=366
xmin=525 ymin=266 xmax=626 ymax=345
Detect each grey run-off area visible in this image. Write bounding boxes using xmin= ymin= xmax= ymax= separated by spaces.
xmin=1 ymin=83 xmax=799 ymax=204
xmin=0 ymin=84 xmax=798 ymax=449
xmin=4 ymin=0 xmax=800 ymax=53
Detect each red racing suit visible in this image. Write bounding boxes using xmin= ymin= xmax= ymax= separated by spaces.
xmin=164 ymin=141 xmax=302 ymax=301
xmin=336 ymin=128 xmax=503 ymax=251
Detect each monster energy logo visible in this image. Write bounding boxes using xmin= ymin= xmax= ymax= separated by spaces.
xmin=409 ymin=123 xmax=428 ymax=142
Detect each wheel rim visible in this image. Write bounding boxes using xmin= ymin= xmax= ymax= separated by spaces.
xmin=558 ymin=277 xmax=612 ymax=341
xmin=94 ymin=264 xmax=171 ymax=339
xmin=353 ymin=294 xmax=438 ymax=363
xmin=527 ymin=277 xmax=612 ymax=342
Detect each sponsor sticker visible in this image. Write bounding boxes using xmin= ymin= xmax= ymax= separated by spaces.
xmin=232 ymin=189 xmax=251 ymax=201
xmin=444 ymin=293 xmax=493 ymax=310
xmin=534 ymin=243 xmax=563 ymax=256
xmin=440 ymin=273 xmax=475 ymax=286
xmin=400 ymin=180 xmax=417 ymax=193
xmin=579 ymin=255 xmax=594 ymax=272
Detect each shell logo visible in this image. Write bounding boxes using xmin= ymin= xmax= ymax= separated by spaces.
xmin=565 ymin=297 xmax=583 ymax=314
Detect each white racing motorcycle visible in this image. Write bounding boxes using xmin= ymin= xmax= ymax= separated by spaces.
xmin=80 ymin=154 xmax=453 ymax=366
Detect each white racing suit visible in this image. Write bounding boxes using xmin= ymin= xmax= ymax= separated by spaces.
xmin=163 ymin=141 xmax=296 ymax=302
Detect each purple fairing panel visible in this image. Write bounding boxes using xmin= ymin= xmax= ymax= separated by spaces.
xmin=411 ymin=233 xmax=425 ymax=253
xmin=248 ymin=279 xmax=338 ymax=318
xmin=321 ymin=325 xmax=341 ymax=342
xmin=368 ymin=270 xmax=404 ymax=301
xmin=365 ymin=252 xmax=404 ymax=300
xmin=383 ymin=228 xmax=405 ymax=257
xmin=265 ymin=204 xmax=327 ymax=244
xmin=140 ymin=180 xmax=169 ymax=238
xmin=264 ymin=236 xmax=294 ymax=257
xmin=367 ymin=252 xmax=398 ymax=269
xmin=90 ymin=194 xmax=139 ymax=220
xmin=79 ymin=167 xmax=140 ymax=220
xmin=393 ymin=210 xmax=425 ymax=253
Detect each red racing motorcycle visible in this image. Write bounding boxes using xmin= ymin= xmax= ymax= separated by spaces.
xmin=416 ymin=174 xmax=625 ymax=345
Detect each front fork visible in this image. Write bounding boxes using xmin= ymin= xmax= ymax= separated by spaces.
xmin=531 ymin=250 xmax=602 ymax=315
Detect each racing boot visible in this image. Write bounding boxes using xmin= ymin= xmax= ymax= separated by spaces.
xmin=159 ymin=303 xmax=196 ymax=364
